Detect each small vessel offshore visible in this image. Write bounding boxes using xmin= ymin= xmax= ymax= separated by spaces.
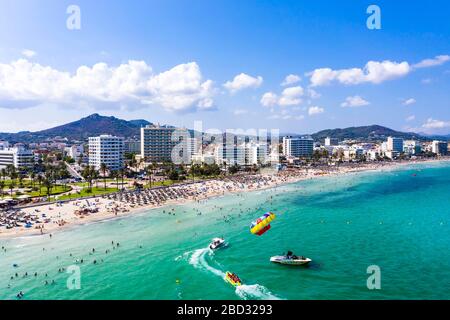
xmin=224 ymin=271 xmax=242 ymax=287
xmin=270 ymin=251 xmax=311 ymax=266
xmin=209 ymin=238 xmax=226 ymax=250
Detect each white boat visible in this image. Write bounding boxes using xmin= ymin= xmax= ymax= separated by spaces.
xmin=270 ymin=254 xmax=311 ymax=266
xmin=209 ymin=238 xmax=226 ymax=250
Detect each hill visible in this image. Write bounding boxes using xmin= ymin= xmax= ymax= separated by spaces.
xmin=311 ymin=125 xmax=424 ymax=142
xmin=0 ymin=114 xmax=152 ymax=143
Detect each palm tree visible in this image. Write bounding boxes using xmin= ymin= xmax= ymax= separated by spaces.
xmin=58 ymin=167 xmax=70 ymax=191
xmin=0 ymin=180 xmax=5 ymax=198
xmin=43 ymin=178 xmax=53 ymax=199
xmin=81 ymin=166 xmax=96 ymax=192
xmin=77 ymin=154 xmax=84 ymax=167
xmin=145 ymin=164 xmax=155 ymax=188
xmin=1 ymin=168 xmax=7 ymax=181
xmin=110 ymin=170 xmax=119 ymax=191
xmin=222 ymin=161 xmax=228 ymax=176
xmin=18 ymin=172 xmax=25 ymax=188
xmin=30 ymin=171 xmax=36 ymax=190
xmin=43 ymin=166 xmax=55 ymax=199
xmin=189 ymin=163 xmax=201 ymax=182
xmin=37 ymin=174 xmax=43 ymax=196
xmin=9 ymin=180 xmax=16 ymax=196
xmin=100 ymin=163 xmax=108 ymax=190
xmin=119 ymin=168 xmax=125 ymax=191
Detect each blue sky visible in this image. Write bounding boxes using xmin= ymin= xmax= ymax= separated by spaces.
xmin=0 ymin=0 xmax=449 ymax=134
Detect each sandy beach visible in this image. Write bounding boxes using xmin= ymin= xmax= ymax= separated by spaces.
xmin=1 ymin=158 xmax=449 ymax=239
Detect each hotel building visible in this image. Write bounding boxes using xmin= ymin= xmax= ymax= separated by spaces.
xmin=432 ymin=140 xmax=448 ymax=156
xmin=325 ymin=137 xmax=339 ymax=146
xmin=282 ymin=136 xmax=314 ymax=158
xmin=0 ymin=144 xmax=34 ymax=169
xmin=88 ymin=135 xmax=124 ymax=171
xmin=403 ymin=140 xmax=422 ymax=155
xmin=387 ymin=137 xmax=404 ymax=153
xmin=140 ymin=125 xmax=196 ymax=163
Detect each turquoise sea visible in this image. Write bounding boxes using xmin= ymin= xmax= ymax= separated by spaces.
xmin=1 ymin=161 xmax=450 ymax=300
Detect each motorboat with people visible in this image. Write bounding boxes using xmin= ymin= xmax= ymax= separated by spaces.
xmin=270 ymin=251 xmax=311 ymax=266
xmin=224 ymin=271 xmax=242 ymax=287
xmin=209 ymin=237 xmax=226 ymax=250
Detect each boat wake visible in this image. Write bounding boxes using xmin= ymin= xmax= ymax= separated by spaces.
xmin=188 ymin=247 xmax=225 ymax=278
xmin=235 ymin=284 xmax=280 ymax=300
xmin=186 ymin=247 xmax=280 ymax=300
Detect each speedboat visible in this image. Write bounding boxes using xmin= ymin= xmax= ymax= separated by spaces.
xmin=224 ymin=271 xmax=242 ymax=287
xmin=209 ymin=237 xmax=225 ymax=250
xmin=270 ymin=251 xmax=311 ymax=266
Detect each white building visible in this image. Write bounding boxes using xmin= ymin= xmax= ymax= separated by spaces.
xmin=246 ymin=143 xmax=269 ymax=165
xmin=214 ymin=142 xmax=270 ymax=166
xmin=367 ymin=149 xmax=381 ymax=161
xmin=64 ymin=145 xmax=84 ymax=161
xmin=282 ymin=136 xmax=314 ymax=158
xmin=191 ymin=153 xmax=215 ymax=165
xmin=0 ymin=145 xmax=34 ymax=169
xmin=343 ymin=147 xmax=364 ymax=161
xmin=432 ymin=140 xmax=448 ymax=156
xmin=88 ymin=135 xmax=124 ymax=171
xmin=385 ymin=151 xmax=400 ymax=159
xmin=403 ymin=140 xmax=422 ymax=155
xmin=387 ymin=137 xmax=404 ymax=153
xmin=214 ymin=144 xmax=245 ymax=166
xmin=325 ymin=137 xmax=339 ymax=146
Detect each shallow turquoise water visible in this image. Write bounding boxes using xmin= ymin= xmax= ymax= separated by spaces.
xmin=1 ymin=162 xmax=450 ymax=300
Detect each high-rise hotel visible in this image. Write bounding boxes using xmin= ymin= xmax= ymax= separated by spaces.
xmin=88 ymin=135 xmax=124 ymax=171
xmin=282 ymin=136 xmax=314 ymax=157
xmin=140 ymin=125 xmax=195 ymax=163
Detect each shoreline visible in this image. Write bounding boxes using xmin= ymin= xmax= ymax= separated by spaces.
xmin=1 ymin=158 xmax=450 ymax=240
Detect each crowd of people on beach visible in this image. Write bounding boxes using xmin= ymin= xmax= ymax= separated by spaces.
xmin=0 ymin=159 xmax=445 ymax=237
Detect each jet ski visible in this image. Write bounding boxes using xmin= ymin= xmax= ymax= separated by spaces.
xmin=224 ymin=271 xmax=242 ymax=287
xmin=209 ymin=237 xmax=225 ymax=250
xmin=270 ymin=251 xmax=311 ymax=266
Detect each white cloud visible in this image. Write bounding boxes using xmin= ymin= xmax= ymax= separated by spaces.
xmin=260 ymin=86 xmax=306 ymax=107
xmin=405 ymin=115 xmax=415 ymax=122
xmin=21 ymin=49 xmax=36 ymax=58
xmin=413 ymin=55 xmax=450 ymax=69
xmin=309 ymin=60 xmax=411 ymax=87
xmin=308 ymin=106 xmax=324 ymax=116
xmin=308 ymin=55 xmax=450 ymax=87
xmin=421 ymin=78 xmax=432 ymax=84
xmin=278 ymin=86 xmax=304 ymax=106
xmin=223 ymin=73 xmax=263 ymax=93
xmin=402 ymin=98 xmax=416 ymax=106
xmin=0 ymin=59 xmax=215 ymax=112
xmin=422 ymin=118 xmax=450 ymax=129
xmin=233 ymin=109 xmax=248 ymax=116
xmin=341 ymin=95 xmax=370 ymax=108
xmin=281 ymin=74 xmax=301 ymax=86
xmin=260 ymin=92 xmax=278 ymax=107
